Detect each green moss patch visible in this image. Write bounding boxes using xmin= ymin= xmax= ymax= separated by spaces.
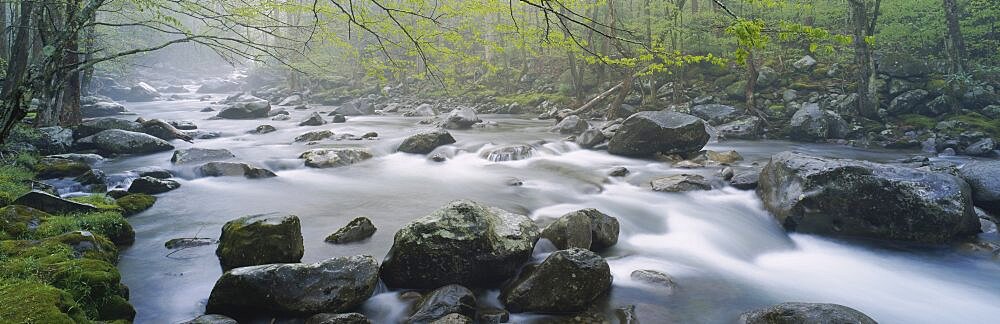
xmin=0 ymin=163 xmax=35 ymax=206
xmin=115 ymin=194 xmax=156 ymax=216
xmin=69 ymin=195 xmax=122 ymax=213
xmin=0 ymin=280 xmax=88 ymax=324
xmin=37 ymin=212 xmax=135 ymax=246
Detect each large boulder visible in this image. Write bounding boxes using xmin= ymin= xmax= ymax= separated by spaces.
xmin=788 ymin=104 xmax=849 ymax=142
xmin=128 ymin=176 xmax=181 ymax=194
xmin=171 ymin=148 xmax=235 ymax=164
xmin=34 ymin=157 xmax=91 ymax=179
xmin=299 ymin=148 xmax=374 ymax=168
xmin=958 ymin=161 xmax=1000 ymax=215
xmin=300 ymin=112 xmax=328 ymax=126
xmin=717 ymin=116 xmax=764 ymax=140
xmin=33 ymin=126 xmax=74 ymax=154
xmin=82 ymin=101 xmax=127 ymax=118
xmin=398 ymin=129 xmax=456 ymax=154
xmin=607 ymin=111 xmax=709 ymax=157
xmin=739 ymin=302 xmax=876 ymax=324
xmin=217 ymin=100 xmax=271 ymax=119
xmin=690 ymin=104 xmax=740 ymax=125
xmin=793 ymin=55 xmax=817 ymax=71
xmin=380 ymin=200 xmax=540 ymax=289
xmin=551 ymin=115 xmax=590 ymax=135
xmin=197 ymin=162 xmax=277 ymax=179
xmin=878 ymin=53 xmax=930 ymax=78
xmin=442 ymin=107 xmax=481 ymax=130
xmin=575 ymin=128 xmax=606 ymax=149
xmin=86 ymin=129 xmax=174 ymax=154
xmin=216 ymin=214 xmax=304 ymax=269
xmin=408 ymin=285 xmax=477 ymax=323
xmin=757 ymin=151 xmax=980 ymax=243
xmin=206 ymin=255 xmax=379 ymax=316
xmin=332 ymin=98 xmax=376 ymax=116
xmin=74 ymin=118 xmax=142 ymax=139
xmin=13 ymin=191 xmax=98 ymax=214
xmin=499 ymin=248 xmax=612 ymax=313
xmin=887 ymin=89 xmax=930 ymax=116
xmin=124 ymin=82 xmax=160 ymax=102
xmin=540 ymin=209 xmax=619 ymax=251
xmin=651 ymin=174 xmax=712 ymax=192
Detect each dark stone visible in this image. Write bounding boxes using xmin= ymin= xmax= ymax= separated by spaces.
xmin=408 ymin=285 xmax=476 ymax=324
xmin=217 ymin=101 xmax=271 ymax=119
xmin=717 ymin=117 xmax=764 ymax=140
xmin=216 ymin=214 xmax=304 ymax=269
xmin=171 ymin=148 xmax=235 ymax=164
xmin=74 ymin=118 xmax=142 ymax=139
xmin=306 ymin=313 xmax=370 ymax=324
xmin=789 ymin=104 xmax=849 ymax=142
xmin=651 ymin=174 xmax=712 ymax=192
xmin=540 ymin=209 xmax=619 ymax=251
xmin=251 ymin=125 xmax=277 ymax=134
xmin=500 ymin=248 xmax=612 ymax=313
xmin=608 ymin=111 xmax=709 ymax=157
xmin=739 ymin=302 xmax=876 ymax=324
xmin=180 ymin=314 xmax=238 ymax=324
xmin=331 ymin=114 xmax=347 ymax=123
xmin=730 ymin=170 xmax=761 ymax=190
xmin=690 ymin=104 xmax=740 ymax=125
xmin=575 ymin=128 xmax=606 ymax=149
xmin=128 ymin=176 xmax=180 ymax=194
xmin=86 ymin=129 xmax=174 ymax=154
xmin=300 ymin=112 xmax=328 ymax=126
xmin=552 ymin=115 xmax=590 ymax=135
xmin=206 ymin=256 xmax=379 ymax=316
xmin=398 ymin=129 xmax=456 ymax=154
xmin=959 ymin=161 xmax=1000 ymax=215
xmin=13 ymin=191 xmax=98 ymax=214
xmin=609 ymin=167 xmax=630 ymax=177
xmin=197 ymin=162 xmax=277 ymax=179
xmin=757 ymin=151 xmax=980 ymax=243
xmin=325 ymin=217 xmax=377 ymax=244
xmin=380 ymin=200 xmax=540 ymax=289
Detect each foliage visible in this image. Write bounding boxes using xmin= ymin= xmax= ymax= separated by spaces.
xmin=0 ymin=161 xmax=36 ymax=207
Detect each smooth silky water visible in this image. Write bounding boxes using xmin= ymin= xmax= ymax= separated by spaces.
xmin=94 ymin=96 xmax=1000 ymax=323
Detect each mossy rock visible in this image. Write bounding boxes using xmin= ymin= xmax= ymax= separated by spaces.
xmin=0 ymin=205 xmax=50 ymax=240
xmin=69 ymin=195 xmax=122 ymax=212
xmin=38 ymin=212 xmax=135 ymax=245
xmin=46 ymin=258 xmax=133 ymax=320
xmin=47 ymin=231 xmax=120 ymax=264
xmin=790 ymin=82 xmax=824 ymax=91
xmin=216 ymin=214 xmax=304 ymax=269
xmin=0 ymin=281 xmax=88 ymax=324
xmin=897 ymin=114 xmax=937 ymax=131
xmin=33 ymin=158 xmax=91 ymax=180
xmin=115 ymin=194 xmax=156 ymax=217
xmin=95 ymin=295 xmax=136 ymax=322
xmin=0 ymin=239 xmax=75 ymax=265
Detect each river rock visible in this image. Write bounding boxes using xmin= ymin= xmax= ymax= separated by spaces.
xmin=788 ymin=103 xmax=849 ymax=142
xmin=757 ymin=151 xmax=980 ymax=243
xmin=168 ymin=120 xmax=198 ymax=130
xmin=306 ymin=313 xmax=370 ymax=324
xmin=575 ymin=128 xmax=606 ymax=149
xmin=295 ymin=130 xmax=335 ymax=142
xmin=730 ymin=170 xmax=760 ymax=190
xmin=87 ymin=129 xmax=174 ymax=154
xmin=140 ymin=118 xmax=194 ymax=142
xmin=540 ymin=209 xmax=619 ymax=251
xmin=198 ymin=79 xmax=240 ymax=93
xmin=198 ymin=162 xmax=277 ymax=179
xmin=82 ymin=101 xmax=127 ymax=118
xmin=651 ymin=174 xmax=712 ymax=192
xmin=630 ymin=269 xmax=677 ymax=291
xmin=32 ymin=126 xmax=74 ymax=154
xmin=125 ymin=82 xmax=160 ymax=102
xmin=959 ymin=161 xmax=1000 ymax=215
xmin=717 ymin=116 xmax=764 ymax=140
xmin=251 ymin=125 xmax=277 ymax=134
xmin=442 ymin=107 xmax=481 ymax=130
xmin=963 ymin=138 xmax=996 ymax=156
xmin=398 ymin=129 xmax=456 ymax=154
xmin=793 ymin=55 xmax=817 ymax=70
xmin=691 ymin=104 xmax=739 ymax=125
xmin=408 ymin=285 xmax=477 ymax=324
xmin=128 ymin=176 xmax=181 ymax=194
xmin=132 ymin=166 xmax=172 ymax=179
xmin=332 ymin=98 xmax=376 ymax=116
xmin=206 ymin=255 xmax=379 ymax=316
xmin=171 ymin=148 xmax=235 ymax=164
xmin=609 ymin=167 xmax=630 ymax=177
xmin=34 ymin=157 xmax=91 ymax=179
xmin=300 ymin=112 xmax=328 ymax=126
xmin=552 ymin=115 xmax=590 ymax=135
xmin=888 ymin=89 xmax=930 ymax=116
xmin=405 ymin=103 xmax=436 ymax=117
xmin=499 ymin=248 xmax=612 ymax=313
xmin=608 ymin=111 xmax=709 ymax=157
xmin=739 ymin=302 xmax=876 ymax=324
xmin=430 ymin=314 xmax=472 ymax=323
xmin=181 ymin=314 xmax=238 ymax=324
xmin=217 ymin=100 xmax=271 ymax=119
xmin=480 ymin=144 xmax=534 ymax=162
xmin=75 ymin=118 xmax=143 ymax=138
xmin=13 ymin=190 xmax=98 ymax=214
xmin=299 ymin=148 xmax=374 ymax=168
xmin=332 ymin=114 xmax=347 ymax=123
xmin=325 ymin=217 xmax=377 ymax=243
xmin=278 ymin=94 xmax=304 ymax=106
xmin=380 ymin=200 xmax=540 ymax=288
xmin=216 ymin=214 xmax=304 ymax=268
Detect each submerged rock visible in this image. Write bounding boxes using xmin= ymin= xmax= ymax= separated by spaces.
xmin=128 ymin=176 xmax=180 ymax=194
xmin=250 ymin=124 xmax=277 ymax=134
xmin=216 ymin=214 xmax=304 ymax=269
xmin=197 ymin=162 xmax=277 ymax=179
xmin=757 ymin=151 xmax=979 ymax=243
xmin=481 ymin=144 xmax=534 ymax=162
xmin=500 ymin=248 xmax=612 ymax=313
xmin=380 ymin=200 xmax=540 ymax=288
xmin=171 ymin=148 xmax=235 ymax=164
xmin=552 ymin=115 xmax=590 ymax=135
xmin=300 ymin=112 xmax=328 ymax=126
xmin=442 ymin=107 xmax=481 ymax=130
xmin=299 ymin=148 xmax=374 ymax=168
xmin=739 ymin=302 xmax=876 ymax=324
xmin=398 ymin=129 xmax=456 ymax=154
xmin=217 ymin=100 xmax=271 ymax=119
xmin=575 ymin=128 xmax=606 ymax=149
xmin=608 ymin=111 xmax=709 ymax=157
xmin=650 ymin=174 xmax=712 ymax=192
xmin=540 ymin=209 xmax=620 ymax=251
xmin=325 ymin=217 xmax=377 ymax=244
xmin=630 ymin=269 xmax=678 ymax=291
xmin=408 ymin=284 xmax=477 ymax=323
xmin=206 ymin=255 xmax=379 ymax=316
xmin=295 ymin=130 xmax=336 ymax=142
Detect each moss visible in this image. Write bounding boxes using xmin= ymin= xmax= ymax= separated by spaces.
xmin=897 ymin=114 xmax=937 ymax=130
xmin=949 ymin=112 xmax=1000 ymax=137
xmin=0 ymin=163 xmax=36 ymax=206
xmin=47 ymin=232 xmax=120 ymax=264
xmin=37 ymin=212 xmax=135 ymax=246
xmin=0 ymin=280 xmax=88 ymax=324
xmin=34 ymin=158 xmax=91 ymax=180
xmin=114 ymin=194 xmax=156 ymax=217
xmin=494 ymin=91 xmax=569 ymax=107
xmin=45 ymin=258 xmax=133 ymax=321
xmin=69 ymin=195 xmax=122 ymax=213
xmin=0 ymin=205 xmax=50 ymax=240
xmin=790 ymin=82 xmax=824 ymax=91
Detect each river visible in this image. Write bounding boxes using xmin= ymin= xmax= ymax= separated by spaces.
xmin=88 ymin=94 xmax=1000 ymax=323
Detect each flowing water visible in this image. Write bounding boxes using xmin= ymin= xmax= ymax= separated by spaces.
xmin=82 ymin=95 xmax=1000 ymax=323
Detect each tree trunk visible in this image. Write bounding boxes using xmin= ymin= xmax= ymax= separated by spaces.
xmin=848 ymin=0 xmax=879 ymax=119
xmin=0 ymin=2 xmax=35 ymax=142
xmin=942 ymin=0 xmax=966 ymax=74
xmin=0 ymin=2 xmax=8 ymax=61
xmin=60 ymin=35 xmax=82 ymax=126
xmin=744 ymin=51 xmax=758 ymax=112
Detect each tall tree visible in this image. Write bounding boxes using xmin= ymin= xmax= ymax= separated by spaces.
xmin=848 ymin=0 xmax=880 ymax=119
xmin=942 ymin=0 xmax=967 ymax=74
